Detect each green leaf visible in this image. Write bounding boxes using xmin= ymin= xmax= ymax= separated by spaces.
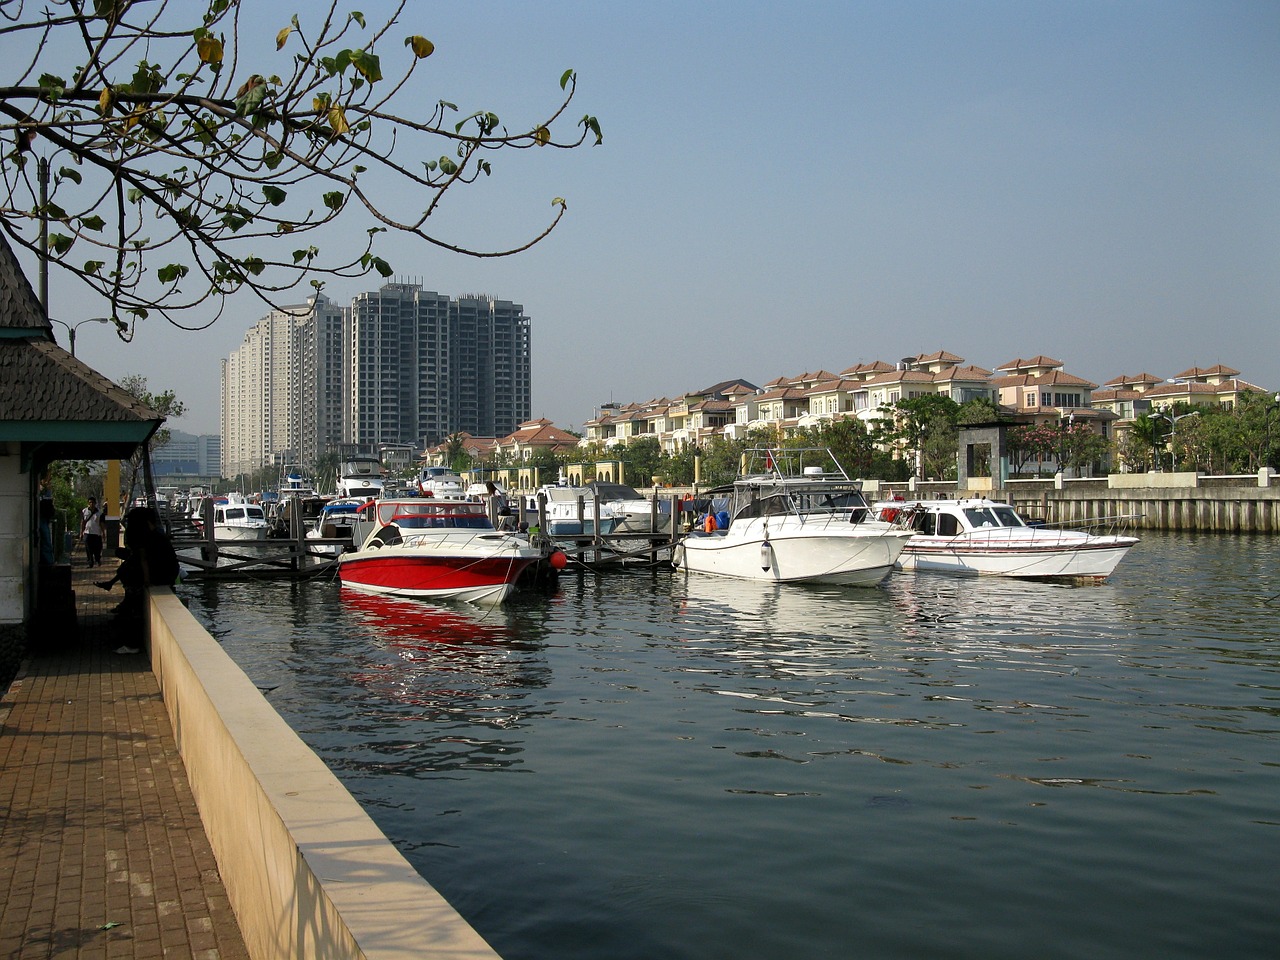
xmin=243 ymin=256 xmax=265 ymax=276
xmin=560 ymin=69 xmax=575 ymax=90
xmin=580 ymin=114 xmax=603 ymax=145
xmin=262 ymin=185 xmax=287 ymax=206
xmin=157 ymin=263 xmax=189 ymax=284
xmin=235 ymin=76 xmax=267 ymax=116
xmin=48 ymin=233 xmax=74 ymax=255
xmin=349 ymin=50 xmax=382 ymax=83
xmin=349 ymin=11 xmax=366 ymax=28
xmin=321 ymin=191 xmax=344 ymax=211
xmin=57 ymin=166 xmax=83 ymax=185
xmin=84 ymin=260 xmax=105 ymax=274
xmin=38 ymin=73 xmax=67 ymax=101
xmin=79 ymin=215 xmax=106 ymax=231
xmin=126 ymin=188 xmax=144 ymax=203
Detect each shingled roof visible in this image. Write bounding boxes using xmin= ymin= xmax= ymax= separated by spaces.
xmin=0 ymin=232 xmax=162 ymax=464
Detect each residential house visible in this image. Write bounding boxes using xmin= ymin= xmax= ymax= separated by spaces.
xmin=491 ymin=418 xmax=579 ymax=462
xmin=1146 ymin=365 xmax=1268 ymax=411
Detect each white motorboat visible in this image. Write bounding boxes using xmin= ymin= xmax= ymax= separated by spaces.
xmin=338 ymin=498 xmax=556 ymax=604
xmin=336 ymin=456 xmax=384 ymax=500
xmin=673 ymin=448 xmax=913 ymax=586
xmin=212 ymin=496 xmax=269 ymax=541
xmin=306 ymin=497 xmax=367 ymax=556
xmin=536 ymin=481 xmax=616 ymax=536
xmin=535 ymin=480 xmax=672 ymax=537
xmin=873 ymin=498 xmax=1138 ymax=581
xmin=418 ymin=465 xmax=468 ymax=500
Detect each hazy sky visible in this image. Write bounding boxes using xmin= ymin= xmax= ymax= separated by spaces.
xmin=21 ymin=1 xmax=1280 ymax=436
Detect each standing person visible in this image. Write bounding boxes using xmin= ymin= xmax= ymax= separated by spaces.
xmin=80 ymin=496 xmax=104 ymax=567
xmin=102 ymin=506 xmax=180 ymax=654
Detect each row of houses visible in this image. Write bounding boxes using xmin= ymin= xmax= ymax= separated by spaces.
xmin=422 ymin=352 xmax=1269 ymax=470
xmin=577 ymin=352 xmax=1268 ymax=453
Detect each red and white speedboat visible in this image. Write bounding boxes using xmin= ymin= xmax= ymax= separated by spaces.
xmin=338 ymin=499 xmax=546 ymax=604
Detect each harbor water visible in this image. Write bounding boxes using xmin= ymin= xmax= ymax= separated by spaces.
xmin=181 ymin=532 xmax=1279 ymax=960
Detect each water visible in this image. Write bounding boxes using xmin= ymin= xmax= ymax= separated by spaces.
xmin=181 ymin=533 xmax=1280 ymax=960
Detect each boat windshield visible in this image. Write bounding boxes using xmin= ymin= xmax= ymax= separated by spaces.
xmin=377 ymin=500 xmax=493 ymax=530
xmin=963 ymin=505 xmax=1025 ymax=529
xmin=792 ymin=488 xmax=869 ymax=514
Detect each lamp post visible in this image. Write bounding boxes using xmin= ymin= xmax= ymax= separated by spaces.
xmin=1150 ymin=409 xmax=1200 ymax=472
xmin=48 ymin=317 xmax=113 ymax=358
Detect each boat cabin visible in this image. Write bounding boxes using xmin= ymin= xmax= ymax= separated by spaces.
xmin=893 ymin=500 xmax=1027 ymax=537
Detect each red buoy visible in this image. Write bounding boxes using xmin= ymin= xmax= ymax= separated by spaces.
xmin=549 ymin=550 xmax=568 ymax=570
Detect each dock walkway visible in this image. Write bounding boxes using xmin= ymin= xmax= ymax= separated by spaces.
xmin=0 ymin=560 xmax=249 ymax=959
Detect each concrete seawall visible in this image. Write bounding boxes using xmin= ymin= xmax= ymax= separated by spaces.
xmin=147 ymin=590 xmax=502 ymax=960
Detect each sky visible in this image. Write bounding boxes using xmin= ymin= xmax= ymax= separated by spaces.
xmin=16 ymin=0 xmax=1280 ymax=436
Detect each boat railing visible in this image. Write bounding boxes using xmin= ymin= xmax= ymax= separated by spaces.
xmin=1038 ymin=513 xmax=1143 ymax=537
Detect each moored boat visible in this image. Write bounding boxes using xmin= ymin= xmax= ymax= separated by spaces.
xmin=306 ymin=496 xmax=367 ymax=556
xmin=873 ymin=497 xmax=1138 ymax=581
xmin=673 ymin=447 xmax=913 ymax=586
xmin=336 ymin=456 xmax=384 ymax=500
xmin=211 ymin=496 xmax=269 ymax=541
xmin=418 ymin=465 xmax=468 ymax=500
xmin=338 ymin=498 xmax=554 ymax=604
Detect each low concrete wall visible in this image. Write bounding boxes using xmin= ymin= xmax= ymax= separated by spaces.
xmin=147 ymin=589 xmax=502 ymax=960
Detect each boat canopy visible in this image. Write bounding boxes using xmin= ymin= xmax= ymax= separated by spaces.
xmin=372 ymin=499 xmax=493 ymax=530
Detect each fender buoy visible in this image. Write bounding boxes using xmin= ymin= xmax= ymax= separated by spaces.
xmin=760 ymin=540 xmax=773 ymax=572
xmin=549 ymin=550 xmax=568 ymax=570
xmin=672 ymin=543 xmax=684 ymax=568
xmin=882 ymin=507 xmax=899 ymax=523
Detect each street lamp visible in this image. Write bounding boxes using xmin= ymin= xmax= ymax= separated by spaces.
xmin=1150 ymin=409 xmax=1200 ymax=471
xmin=48 ymin=317 xmax=113 ymax=358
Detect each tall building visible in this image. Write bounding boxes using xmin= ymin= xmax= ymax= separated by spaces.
xmin=221 ymin=295 xmax=344 ymax=478
xmin=221 ymin=285 xmax=531 ymax=479
xmin=346 ymin=284 xmax=531 ymax=448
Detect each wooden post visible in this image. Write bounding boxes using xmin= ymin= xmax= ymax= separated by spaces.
xmin=202 ymin=496 xmax=218 ymax=568
xmin=291 ymin=496 xmax=306 ymax=571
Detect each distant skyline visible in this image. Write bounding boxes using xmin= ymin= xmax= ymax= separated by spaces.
xmin=15 ymin=1 xmax=1278 ymax=437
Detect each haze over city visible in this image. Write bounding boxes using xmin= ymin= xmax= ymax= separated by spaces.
xmin=21 ymin=1 xmax=1279 ymax=437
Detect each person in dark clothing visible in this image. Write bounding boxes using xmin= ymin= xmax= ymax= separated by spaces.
xmin=96 ymin=506 xmax=179 ymax=653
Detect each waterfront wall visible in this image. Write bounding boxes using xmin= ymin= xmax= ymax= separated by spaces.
xmin=147 ymin=589 xmax=502 ymax=960
xmin=864 ymin=470 xmax=1280 ymax=533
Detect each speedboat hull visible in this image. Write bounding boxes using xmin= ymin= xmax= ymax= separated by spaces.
xmin=338 ymin=550 xmax=538 ymax=604
xmin=214 ymin=524 xmax=268 ymax=542
xmin=338 ymin=499 xmax=543 ymax=604
xmin=897 ymin=531 xmax=1136 ymax=580
xmin=876 ymin=498 xmax=1139 ymax=581
xmin=677 ymin=519 xmax=913 ymax=586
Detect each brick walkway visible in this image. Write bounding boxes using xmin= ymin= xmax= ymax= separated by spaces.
xmin=0 ymin=561 xmax=250 ymax=959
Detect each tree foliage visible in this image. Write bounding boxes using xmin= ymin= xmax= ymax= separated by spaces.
xmin=871 ymin=395 xmax=962 ymax=480
xmin=118 ymin=373 xmax=185 ymax=500
xmin=0 ymin=0 xmax=600 ymax=335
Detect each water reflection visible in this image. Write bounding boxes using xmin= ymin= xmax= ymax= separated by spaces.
xmin=178 ymin=536 xmax=1280 ymax=960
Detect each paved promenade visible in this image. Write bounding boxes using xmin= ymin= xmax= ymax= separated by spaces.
xmin=0 ymin=561 xmax=250 ymax=959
